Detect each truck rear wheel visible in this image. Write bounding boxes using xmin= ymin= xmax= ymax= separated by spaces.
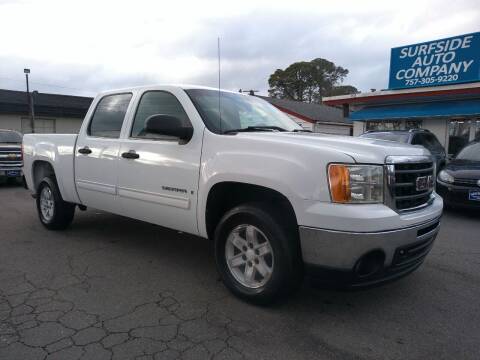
xmin=36 ymin=177 xmax=75 ymax=230
xmin=214 ymin=203 xmax=302 ymax=305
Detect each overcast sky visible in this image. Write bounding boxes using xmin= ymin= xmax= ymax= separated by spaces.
xmin=0 ymin=0 xmax=478 ymax=97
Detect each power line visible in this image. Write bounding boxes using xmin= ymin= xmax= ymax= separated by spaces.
xmin=0 ymin=75 xmax=91 ymax=93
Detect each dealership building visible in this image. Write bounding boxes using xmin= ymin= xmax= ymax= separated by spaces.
xmin=0 ymin=89 xmax=92 ymax=134
xmin=323 ymin=32 xmax=480 ymax=157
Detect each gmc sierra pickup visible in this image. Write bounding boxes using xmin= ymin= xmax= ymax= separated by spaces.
xmin=23 ymin=85 xmax=443 ymax=304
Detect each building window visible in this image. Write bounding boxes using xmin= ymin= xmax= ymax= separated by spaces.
xmin=365 ymin=119 xmax=423 ymax=131
xmin=366 ymin=120 xmax=402 ymax=131
xmin=405 ymin=120 xmax=423 ymax=129
xmin=475 ymin=120 xmax=480 ymax=141
xmin=448 ymin=120 xmax=471 ymax=156
xmin=21 ymin=117 xmax=56 ymax=134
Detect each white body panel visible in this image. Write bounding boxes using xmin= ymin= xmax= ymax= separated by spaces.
xmin=22 ymin=134 xmax=80 ymax=204
xmin=115 ymin=87 xmax=205 ymax=234
xmin=23 ymin=85 xmax=442 ymax=242
xmin=74 ymin=136 xmax=122 ymax=213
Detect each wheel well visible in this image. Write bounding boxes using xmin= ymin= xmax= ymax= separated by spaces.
xmin=205 ymin=182 xmax=298 ymax=239
xmin=32 ymin=161 xmax=55 ymax=192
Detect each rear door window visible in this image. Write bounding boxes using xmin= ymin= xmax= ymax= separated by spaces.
xmin=88 ymin=93 xmax=132 ymax=138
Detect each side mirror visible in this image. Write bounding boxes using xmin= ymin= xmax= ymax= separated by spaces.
xmin=145 ymin=114 xmax=193 ymax=141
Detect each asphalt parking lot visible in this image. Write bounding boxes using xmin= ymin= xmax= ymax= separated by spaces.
xmin=0 ymin=184 xmax=479 ymax=360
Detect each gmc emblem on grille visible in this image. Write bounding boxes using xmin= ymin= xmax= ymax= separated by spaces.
xmin=416 ymin=175 xmax=433 ymax=191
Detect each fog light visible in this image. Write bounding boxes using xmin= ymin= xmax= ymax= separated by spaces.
xmin=354 ymin=251 xmax=385 ymax=278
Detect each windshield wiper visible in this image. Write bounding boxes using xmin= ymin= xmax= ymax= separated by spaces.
xmin=292 ymin=129 xmax=312 ymax=132
xmin=223 ymin=126 xmax=287 ymax=134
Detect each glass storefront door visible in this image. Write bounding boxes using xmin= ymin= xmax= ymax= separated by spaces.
xmin=475 ymin=120 xmax=480 ymax=141
xmin=448 ymin=120 xmax=471 ymax=157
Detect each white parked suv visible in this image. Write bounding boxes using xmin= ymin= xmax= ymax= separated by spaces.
xmin=23 ymin=85 xmax=443 ymax=304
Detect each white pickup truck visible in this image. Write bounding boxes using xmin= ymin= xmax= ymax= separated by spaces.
xmin=23 ymin=85 xmax=443 ymax=304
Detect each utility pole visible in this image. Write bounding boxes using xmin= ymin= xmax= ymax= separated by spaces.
xmin=24 ymin=68 xmax=34 ymax=133
xmin=31 ymin=90 xmax=38 ymax=128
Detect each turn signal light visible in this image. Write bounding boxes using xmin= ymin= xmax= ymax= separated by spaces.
xmin=328 ymin=164 xmax=351 ymax=203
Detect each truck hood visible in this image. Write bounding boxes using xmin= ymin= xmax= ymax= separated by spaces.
xmin=231 ymin=132 xmax=431 ymax=164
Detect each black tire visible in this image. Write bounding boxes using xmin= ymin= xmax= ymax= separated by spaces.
xmin=36 ymin=177 xmax=75 ymax=230
xmin=214 ymin=202 xmax=303 ymax=305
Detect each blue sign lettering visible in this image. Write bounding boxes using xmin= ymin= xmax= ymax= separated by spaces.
xmin=389 ymin=32 xmax=480 ymax=89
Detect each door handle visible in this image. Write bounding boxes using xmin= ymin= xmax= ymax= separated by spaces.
xmin=78 ymin=146 xmax=92 ymax=155
xmin=121 ymin=150 xmax=140 ymax=159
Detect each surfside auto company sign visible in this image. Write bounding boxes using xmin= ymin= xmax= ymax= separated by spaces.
xmin=389 ymin=32 xmax=480 ymax=89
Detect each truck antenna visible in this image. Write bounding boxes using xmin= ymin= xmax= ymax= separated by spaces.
xmin=217 ymin=37 xmax=222 ymax=133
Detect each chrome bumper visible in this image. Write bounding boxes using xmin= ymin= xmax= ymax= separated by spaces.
xmin=299 ymin=216 xmax=441 ymax=270
xmin=0 ymin=168 xmax=23 ymax=176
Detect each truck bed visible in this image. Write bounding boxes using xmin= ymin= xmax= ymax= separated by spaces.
xmin=23 ymin=134 xmax=80 ymax=204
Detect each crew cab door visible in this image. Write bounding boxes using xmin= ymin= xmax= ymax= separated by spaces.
xmin=116 ymin=89 xmax=202 ymax=235
xmin=74 ymin=93 xmax=133 ymax=213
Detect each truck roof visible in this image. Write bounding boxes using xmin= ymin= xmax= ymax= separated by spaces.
xmin=96 ymin=84 xmax=242 ymax=96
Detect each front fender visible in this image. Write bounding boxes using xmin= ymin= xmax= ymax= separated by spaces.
xmin=196 ymin=131 xmax=353 ymax=237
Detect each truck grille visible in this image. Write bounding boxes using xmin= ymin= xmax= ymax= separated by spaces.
xmin=386 ymin=156 xmax=434 ymax=212
xmin=0 ymin=147 xmax=23 ymax=169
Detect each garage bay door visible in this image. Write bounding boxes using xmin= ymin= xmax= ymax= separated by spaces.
xmin=314 ymin=123 xmax=351 ymax=136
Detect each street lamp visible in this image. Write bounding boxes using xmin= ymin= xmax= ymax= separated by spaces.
xmin=31 ymin=90 xmax=38 ymax=129
xmin=24 ymin=68 xmax=34 ymax=133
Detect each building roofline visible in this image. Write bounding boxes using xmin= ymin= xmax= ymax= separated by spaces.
xmin=272 ymin=104 xmax=351 ymax=126
xmin=323 ymin=82 xmax=480 ymax=106
xmin=272 ymin=104 xmax=316 ymax=124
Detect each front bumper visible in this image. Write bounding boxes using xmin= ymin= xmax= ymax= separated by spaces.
xmin=0 ymin=168 xmax=23 ymax=177
xmin=299 ymin=216 xmax=441 ymax=288
xmin=437 ymin=180 xmax=480 ymax=209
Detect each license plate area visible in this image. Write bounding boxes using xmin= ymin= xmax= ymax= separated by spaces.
xmin=469 ymin=190 xmax=480 ymax=201
xmin=5 ymin=170 xmax=21 ymax=177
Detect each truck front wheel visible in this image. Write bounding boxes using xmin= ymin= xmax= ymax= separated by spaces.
xmin=36 ymin=177 xmax=75 ymax=230
xmin=214 ymin=203 xmax=302 ymax=305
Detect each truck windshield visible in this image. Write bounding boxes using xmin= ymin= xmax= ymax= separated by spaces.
xmin=360 ymin=132 xmax=410 ymax=143
xmin=185 ymin=89 xmax=303 ymax=134
xmin=0 ymin=130 xmax=22 ymax=143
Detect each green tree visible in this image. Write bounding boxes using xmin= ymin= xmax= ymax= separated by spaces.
xmin=268 ymin=58 xmax=359 ymax=103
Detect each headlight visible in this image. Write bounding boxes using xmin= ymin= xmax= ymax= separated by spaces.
xmin=438 ymin=170 xmax=454 ymax=183
xmin=328 ymin=164 xmax=384 ymax=204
